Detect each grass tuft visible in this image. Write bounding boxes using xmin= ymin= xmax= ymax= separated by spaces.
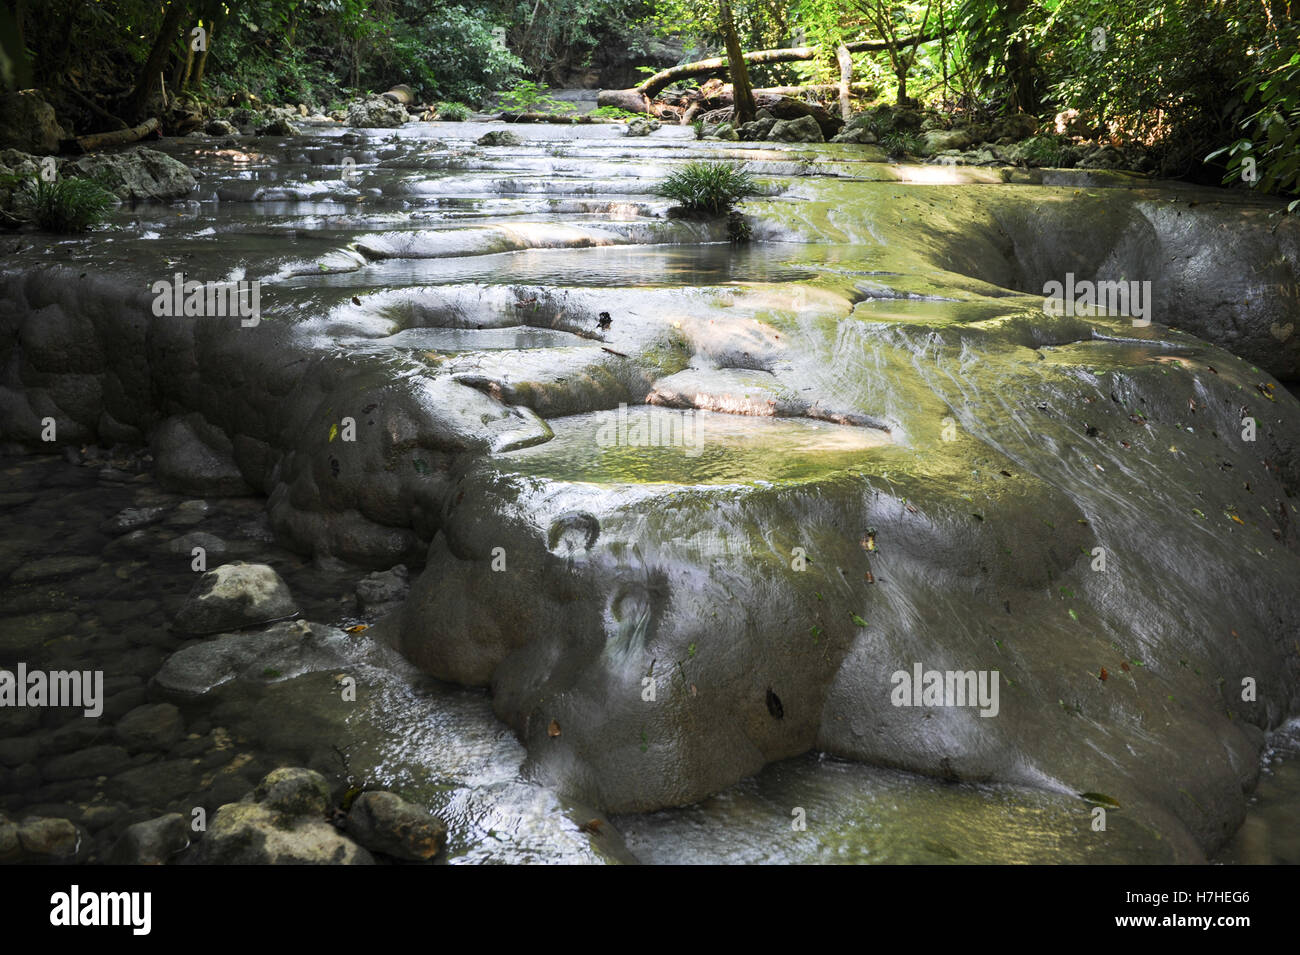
xmin=19 ymin=176 xmax=116 ymax=233
xmin=656 ymin=161 xmax=758 ymax=216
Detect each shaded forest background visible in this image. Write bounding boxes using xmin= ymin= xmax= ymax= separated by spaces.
xmin=0 ymin=0 xmax=1295 ymax=195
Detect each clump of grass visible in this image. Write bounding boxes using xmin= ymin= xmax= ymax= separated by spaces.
xmin=656 ymin=161 xmax=758 ymax=216
xmin=880 ymin=130 xmax=924 ymax=158
xmin=1018 ymin=134 xmax=1065 ymax=167
xmin=436 ymin=101 xmax=470 ymax=121
xmin=19 ymin=176 xmax=116 ymax=233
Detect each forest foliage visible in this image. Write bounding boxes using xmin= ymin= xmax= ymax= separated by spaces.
xmin=1 ymin=0 xmax=1295 ymax=196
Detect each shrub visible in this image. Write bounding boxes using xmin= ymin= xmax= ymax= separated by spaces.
xmin=436 ymin=102 xmax=471 ymax=121
xmin=591 ymin=105 xmax=642 ymax=121
xmin=1018 ymin=134 xmax=1065 ymax=167
xmin=880 ymin=131 xmax=924 ymax=157
xmin=1207 ymin=39 xmax=1300 ymax=209
xmin=18 ymin=176 xmax=116 ymax=233
xmin=498 ymin=79 xmax=575 ymax=116
xmin=656 ymin=161 xmax=758 ymax=216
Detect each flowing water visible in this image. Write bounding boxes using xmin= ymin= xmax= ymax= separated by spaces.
xmin=1 ymin=117 xmax=1295 ymax=864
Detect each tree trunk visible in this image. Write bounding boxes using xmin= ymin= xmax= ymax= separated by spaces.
xmin=836 ymin=44 xmax=853 ymax=121
xmin=1003 ymin=0 xmax=1037 ymax=113
xmin=719 ymin=0 xmax=756 ymax=125
xmin=175 ymin=27 xmax=195 ymax=92
xmin=125 ymin=1 xmax=190 ymax=121
xmin=71 ymin=117 xmax=161 ymax=152
xmin=192 ymin=9 xmax=224 ymax=90
xmin=605 ymin=31 xmax=940 ymax=106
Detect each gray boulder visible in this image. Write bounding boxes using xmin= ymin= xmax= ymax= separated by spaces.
xmin=345 ymin=791 xmax=446 ymax=861
xmin=62 ymin=147 xmax=195 ymax=201
xmin=1079 ymin=144 xmax=1126 ymax=169
xmin=738 ymin=118 xmax=777 ymax=141
xmin=356 ymin=563 xmax=409 ymax=616
xmin=347 ymin=97 xmax=409 ymax=128
xmin=194 ymin=767 xmax=372 ymax=864
xmin=152 ymin=413 xmax=254 ymax=497
xmin=194 ymin=802 xmax=372 ymax=864
xmin=153 ymin=620 xmax=347 ymax=696
xmin=101 ymin=505 xmax=167 ymax=536
xmin=923 ymin=128 xmax=974 ymax=153
xmin=172 ymin=563 xmax=300 ymax=636
xmin=767 ymin=115 xmax=823 ymax=143
xmin=1 ymin=815 xmax=87 ymax=863
xmin=255 ymin=117 xmax=300 ymax=136
xmin=830 ymin=125 xmax=878 ymax=145
xmin=115 ymin=703 xmax=184 ymax=751
xmin=624 ymin=118 xmax=660 ymax=137
xmin=205 ymin=119 xmax=238 ymax=136
xmin=255 ymin=767 xmax=332 ymax=818
xmin=110 ymin=813 xmax=190 ymax=864
xmin=0 ymin=91 xmax=66 ymax=154
xmin=477 ymin=130 xmax=522 ymax=147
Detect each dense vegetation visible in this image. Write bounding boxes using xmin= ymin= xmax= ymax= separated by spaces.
xmin=0 ymin=0 xmax=1295 ymax=198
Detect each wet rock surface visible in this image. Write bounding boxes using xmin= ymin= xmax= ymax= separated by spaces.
xmin=172 ymin=562 xmax=299 ymax=635
xmin=0 ymin=119 xmax=1296 ymax=864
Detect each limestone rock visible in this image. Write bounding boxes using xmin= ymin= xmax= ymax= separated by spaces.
xmin=347 ymin=97 xmax=409 ymax=128
xmin=923 ymin=128 xmax=974 ymax=153
xmin=345 ymin=791 xmax=445 ymax=861
xmin=356 ymin=564 xmax=409 ymax=616
xmin=624 ymin=118 xmax=660 ymax=137
xmin=194 ymin=802 xmax=372 ymax=864
xmin=62 ymin=147 xmax=195 ymax=201
xmin=153 ymin=621 xmax=347 ymax=696
xmin=110 ymin=813 xmax=190 ymax=864
xmin=152 ymin=413 xmax=254 ymax=497
xmin=172 ymin=562 xmax=299 ymax=636
xmin=477 ymin=130 xmax=522 ymax=147
xmin=193 ymin=767 xmax=371 ymax=864
xmin=766 ymin=115 xmax=823 ymax=143
xmin=0 ymin=91 xmax=66 ymax=154
xmin=115 ymin=703 xmax=184 ymax=751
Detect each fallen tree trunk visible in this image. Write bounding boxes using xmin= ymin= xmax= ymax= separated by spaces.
xmin=496 ymin=112 xmax=621 ymax=124
xmin=70 ymin=117 xmax=161 ymax=152
xmin=597 ymin=30 xmax=942 ymax=112
xmin=709 ymin=83 xmax=875 ymax=102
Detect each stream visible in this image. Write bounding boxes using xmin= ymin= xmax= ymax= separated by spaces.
xmin=1 ymin=118 xmax=1297 ymax=864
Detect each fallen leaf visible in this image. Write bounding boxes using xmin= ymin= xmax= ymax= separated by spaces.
xmin=850 ymin=613 xmax=869 ymax=627
xmin=1099 ymin=668 xmax=1108 ymax=681
xmin=1079 ymin=792 xmax=1122 ymax=809
xmin=548 ymin=719 xmax=561 ymax=738
xmin=1120 ymin=661 xmax=1131 ymax=672
xmin=345 ymin=624 xmax=368 ymax=634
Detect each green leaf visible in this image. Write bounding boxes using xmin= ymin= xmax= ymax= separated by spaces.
xmin=850 ymin=613 xmax=869 ymax=627
xmin=1079 ymin=792 xmax=1121 ymax=809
